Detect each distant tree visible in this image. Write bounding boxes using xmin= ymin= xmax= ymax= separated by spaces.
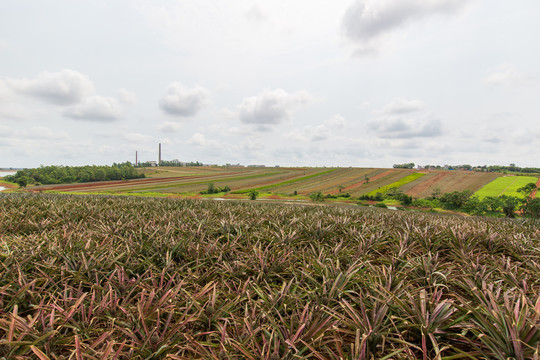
xmin=393 ymin=163 xmax=415 ymax=169
xmin=248 ymin=189 xmax=259 ymax=200
xmin=309 ymin=192 xmax=325 ymax=202
xmin=364 ymin=175 xmax=370 ymax=183
xmin=463 ymin=196 xmax=488 ymax=216
xmin=521 ymin=197 xmax=540 ymax=218
xmin=517 ymin=182 xmax=537 ymax=197
xmin=439 ymin=190 xmax=473 ymax=210
xmin=15 ymin=176 xmax=30 ymax=188
xmin=338 ymin=185 xmax=345 ymax=192
xmin=499 ymin=195 xmax=520 ymax=218
xmin=483 ymin=196 xmax=502 ymax=212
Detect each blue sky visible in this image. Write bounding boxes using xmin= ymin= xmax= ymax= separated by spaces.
xmin=1 ymin=0 xmax=539 ymax=168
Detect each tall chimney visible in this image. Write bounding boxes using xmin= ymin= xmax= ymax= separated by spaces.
xmin=135 ymin=151 xmax=138 ymax=167
xmin=158 ymin=143 xmax=162 ymax=166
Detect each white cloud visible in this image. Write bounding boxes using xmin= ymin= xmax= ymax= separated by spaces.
xmin=157 ymin=121 xmax=183 ymax=133
xmin=342 ymin=0 xmax=472 ymax=54
xmin=6 ymin=69 xmax=95 ymax=105
xmin=117 ymin=89 xmax=138 ymax=104
xmin=379 ymin=98 xmax=425 ymax=114
xmin=369 ymin=115 xmax=442 ymax=138
xmin=120 ymin=132 xmax=153 ymax=143
xmin=0 ymin=125 xmax=13 ymax=138
xmin=483 ymin=63 xmax=523 ymax=86
xmin=62 ymin=96 xmax=123 ymax=122
xmin=287 ymin=115 xmax=347 ymax=142
xmin=24 ymin=126 xmax=69 ymax=140
xmin=369 ymin=99 xmax=441 ymax=138
xmin=237 ymin=89 xmax=312 ymax=126
xmin=245 ymin=4 xmax=267 ymax=23
xmin=159 ymin=82 xmax=209 ymax=117
xmin=187 ymin=132 xmax=221 ymax=148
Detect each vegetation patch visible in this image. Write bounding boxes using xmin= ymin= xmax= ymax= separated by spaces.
xmin=0 ymin=193 xmax=538 ymax=359
xmin=364 ymin=172 xmax=425 ymax=197
xmin=474 ymin=176 xmax=538 ymax=199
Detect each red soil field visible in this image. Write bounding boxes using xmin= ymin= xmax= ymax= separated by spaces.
xmin=31 ymin=173 xmax=244 ymax=192
xmin=405 ymin=172 xmax=450 ymax=197
xmin=530 ymin=178 xmax=540 ymax=198
xmin=327 ymin=170 xmax=395 ymax=195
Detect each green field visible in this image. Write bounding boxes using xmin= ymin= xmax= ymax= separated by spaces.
xmin=0 ymin=193 xmax=538 ymax=359
xmin=365 ymin=172 xmax=425 ymax=196
xmin=474 ymin=176 xmax=538 ymax=199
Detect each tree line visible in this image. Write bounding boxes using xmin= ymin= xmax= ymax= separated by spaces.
xmin=4 ymin=162 xmax=144 ymax=187
xmin=138 ymin=160 xmax=204 ymax=167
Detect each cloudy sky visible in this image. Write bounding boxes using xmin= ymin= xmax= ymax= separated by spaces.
xmin=1 ymin=0 xmax=539 ymax=168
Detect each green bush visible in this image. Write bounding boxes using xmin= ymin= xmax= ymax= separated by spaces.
xmin=309 ymin=191 xmax=325 ymax=202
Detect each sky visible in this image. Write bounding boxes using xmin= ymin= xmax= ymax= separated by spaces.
xmin=1 ymin=0 xmax=539 ymax=169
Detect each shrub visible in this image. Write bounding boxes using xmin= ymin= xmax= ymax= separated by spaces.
xmin=412 ymin=198 xmax=439 ymax=209
xmin=200 ymin=183 xmax=231 ymax=194
xmin=439 ymin=190 xmax=473 ymax=210
xmin=248 ymin=189 xmax=259 ymax=200
xmin=521 ymin=197 xmax=540 ymax=218
xmin=309 ymin=192 xmax=325 ymax=202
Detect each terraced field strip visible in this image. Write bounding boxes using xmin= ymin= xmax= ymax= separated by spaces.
xmin=112 ymin=171 xmax=289 ymax=193
xmin=355 ymin=170 xmax=416 ymax=196
xmin=308 ymin=168 xmax=377 ymax=195
xmin=401 ymin=171 xmax=449 ymax=197
xmin=32 ymin=175 xmax=210 ymax=192
xmin=365 ymin=172 xmax=425 ymax=196
xmin=269 ymin=168 xmax=373 ymax=195
xmin=406 ymin=171 xmax=500 ymax=199
xmin=265 ymin=168 xmax=347 ymax=195
xmin=231 ymin=169 xmax=337 ymax=194
xmin=152 ymin=168 xmax=318 ymax=194
xmin=474 ymin=175 xmax=539 ymax=199
xmin=323 ymin=168 xmax=392 ymax=196
xmin=37 ymin=169 xmax=280 ymax=193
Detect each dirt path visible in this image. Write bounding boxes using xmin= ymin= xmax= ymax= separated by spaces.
xmin=530 ymin=178 xmax=540 ymax=198
xmin=405 ymin=172 xmax=448 ymax=197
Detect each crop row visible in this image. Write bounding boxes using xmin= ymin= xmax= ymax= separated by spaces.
xmin=365 ymin=173 xmax=425 ymax=197
xmin=0 ymin=194 xmax=539 ymax=359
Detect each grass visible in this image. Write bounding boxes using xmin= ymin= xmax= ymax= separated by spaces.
xmin=474 ymin=176 xmax=538 ymax=199
xmin=365 ymin=172 xmax=425 ymax=196
xmin=0 ymin=193 xmax=538 ymax=359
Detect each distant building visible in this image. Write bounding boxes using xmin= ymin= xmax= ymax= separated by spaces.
xmin=148 ymin=161 xmax=157 ymax=167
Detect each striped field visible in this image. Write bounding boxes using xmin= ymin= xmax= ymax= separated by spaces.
xmin=474 ymin=176 xmax=538 ymax=199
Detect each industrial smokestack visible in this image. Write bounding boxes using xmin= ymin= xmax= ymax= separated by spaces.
xmin=135 ymin=151 xmax=138 ymax=167
xmin=158 ymin=143 xmax=162 ymax=166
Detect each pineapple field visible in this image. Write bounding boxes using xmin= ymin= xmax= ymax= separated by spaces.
xmin=0 ymin=193 xmax=539 ymax=359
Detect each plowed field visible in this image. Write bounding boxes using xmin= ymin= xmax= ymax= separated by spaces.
xmin=401 ymin=171 xmax=499 ymax=198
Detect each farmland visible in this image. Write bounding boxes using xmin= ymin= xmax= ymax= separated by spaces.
xmin=25 ymin=167 xmax=505 ymax=201
xmin=474 ymin=176 xmax=539 ymax=199
xmin=0 ymin=193 xmax=538 ymax=359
